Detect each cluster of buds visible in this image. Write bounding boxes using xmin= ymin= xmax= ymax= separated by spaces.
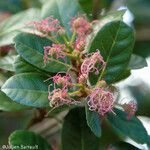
xmin=30 ymin=14 xmax=137 ymax=118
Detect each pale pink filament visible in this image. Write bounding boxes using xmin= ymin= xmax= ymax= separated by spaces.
xmin=53 ymin=73 xmax=71 ymax=89
xmin=81 ymin=51 xmax=105 ymax=75
xmin=48 ymin=88 xmax=78 ymax=108
xmin=75 ymin=37 xmax=86 ymax=51
xmin=44 ymin=44 xmax=66 ymax=65
xmin=88 ymin=88 xmax=114 ymax=116
xmin=70 ymin=15 xmax=92 ymax=37
xmin=30 ymin=17 xmax=61 ymax=34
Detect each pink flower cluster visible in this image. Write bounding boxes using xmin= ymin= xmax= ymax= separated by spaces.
xmin=29 ymin=15 xmax=137 ymax=119
xmin=48 ymin=88 xmax=75 ymax=108
xmin=81 ymin=51 xmax=105 ymax=76
xmin=50 ymin=72 xmax=71 ymax=88
xmin=47 ymin=73 xmax=78 ymax=108
xmin=30 ymin=17 xmax=62 ymax=36
xmin=70 ymin=15 xmax=93 ymax=51
xmin=88 ymin=88 xmax=114 ymax=116
xmin=70 ymin=15 xmax=92 ymax=37
xmin=44 ymin=44 xmax=66 ymax=65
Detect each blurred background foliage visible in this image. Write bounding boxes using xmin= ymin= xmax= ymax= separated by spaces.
xmin=0 ymin=0 xmax=150 ymax=149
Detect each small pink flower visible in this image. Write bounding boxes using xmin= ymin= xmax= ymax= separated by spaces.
xmin=75 ymin=37 xmax=86 ymax=51
xmin=44 ymin=44 xmax=66 ymax=65
xmin=81 ymin=51 xmax=105 ymax=76
xmin=123 ymin=101 xmax=137 ymax=120
xmin=52 ymin=73 xmax=72 ymax=89
xmin=88 ymin=88 xmax=114 ymax=116
xmin=70 ymin=15 xmax=92 ymax=37
xmin=30 ymin=17 xmax=62 ymax=35
xmin=49 ymin=88 xmax=68 ymax=107
xmin=48 ymin=88 xmax=78 ymax=108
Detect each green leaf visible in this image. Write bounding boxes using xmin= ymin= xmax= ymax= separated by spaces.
xmin=14 ymin=33 xmax=72 ymax=73
xmin=86 ymin=10 xmax=126 ymax=52
xmin=9 ymin=130 xmax=52 ymax=150
xmin=62 ymin=108 xmax=99 ymax=150
xmin=1 ymin=73 xmax=50 ymax=108
xmin=0 ymin=73 xmax=7 ymax=87
xmin=13 ymin=56 xmax=38 ymax=73
xmin=22 ymin=0 xmax=42 ymax=9
xmin=94 ymin=10 xmax=126 ymax=32
xmin=0 ymin=0 xmax=22 ymax=14
xmin=109 ymin=142 xmax=140 ymax=150
xmin=41 ymin=0 xmax=82 ymax=35
xmin=128 ymin=54 xmax=148 ymax=70
xmin=0 ymin=91 xmax=27 ymax=112
xmin=126 ymin=0 xmax=150 ymax=24
xmin=0 ymin=8 xmax=40 ymax=46
xmin=107 ymin=109 xmax=148 ymax=144
xmin=78 ymin=0 xmax=93 ymax=19
xmin=85 ymin=104 xmax=101 ymax=137
xmin=89 ymin=21 xmax=135 ymax=84
xmin=0 ymin=55 xmax=16 ymax=71
xmin=111 ymin=69 xmax=131 ymax=83
xmin=133 ymin=41 xmax=150 ymax=58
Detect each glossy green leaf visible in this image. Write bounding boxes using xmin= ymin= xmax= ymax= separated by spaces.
xmin=111 ymin=69 xmax=131 ymax=83
xmin=94 ymin=10 xmax=125 ymax=32
xmin=9 ymin=130 xmax=52 ymax=150
xmin=109 ymin=142 xmax=140 ymax=150
xmin=85 ymin=105 xmax=101 ymax=137
xmin=0 ymin=55 xmax=16 ymax=71
xmin=13 ymin=56 xmax=38 ymax=73
xmin=128 ymin=54 xmax=147 ymax=69
xmin=41 ymin=0 xmax=82 ymax=35
xmin=1 ymin=73 xmax=50 ymax=108
xmin=86 ymin=10 xmax=126 ymax=51
xmin=0 ymin=8 xmax=40 ymax=46
xmin=107 ymin=109 xmax=148 ymax=144
xmin=89 ymin=21 xmax=134 ymax=84
xmin=62 ymin=108 xmax=99 ymax=150
xmin=0 ymin=91 xmax=27 ymax=112
xmin=14 ymin=33 xmax=72 ymax=73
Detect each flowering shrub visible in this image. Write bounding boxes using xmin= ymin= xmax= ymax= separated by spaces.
xmin=0 ymin=0 xmax=149 ymax=150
